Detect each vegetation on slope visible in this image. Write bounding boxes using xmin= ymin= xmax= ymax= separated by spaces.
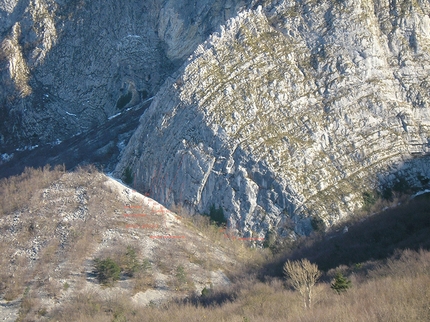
xmin=48 ymin=248 xmax=430 ymax=322
xmin=0 ymin=166 xmax=429 ymax=321
xmin=0 ymin=166 xmax=267 ymax=320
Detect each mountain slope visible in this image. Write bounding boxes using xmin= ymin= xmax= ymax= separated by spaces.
xmin=115 ymin=1 xmax=430 ymax=236
xmin=1 ymin=167 xmax=429 ymax=321
xmin=0 ymin=167 xmax=246 ymax=321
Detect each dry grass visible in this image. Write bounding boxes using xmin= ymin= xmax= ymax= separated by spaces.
xmin=2 ymin=166 xmax=430 ymax=321
xmin=271 ymin=192 xmax=430 ymax=275
xmin=47 ymin=193 xmax=430 ymax=321
xmin=0 ymin=165 xmax=65 ymax=215
xmin=0 ymin=165 xmax=130 ymax=319
xmin=48 ymin=248 xmax=430 ymax=321
xmin=172 ymin=204 xmax=272 ymax=275
xmin=92 ymin=241 xmax=156 ymax=292
xmin=0 ymin=166 xmax=66 ymax=301
xmin=132 ymin=268 xmax=156 ymax=294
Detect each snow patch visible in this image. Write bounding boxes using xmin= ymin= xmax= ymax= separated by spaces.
xmin=117 ymin=140 xmax=126 ymax=151
xmin=16 ymin=145 xmax=39 ymax=152
xmin=47 ymin=139 xmax=62 ymax=146
xmin=1 ymin=153 xmax=14 ymax=163
xmin=143 ymin=96 xmax=154 ymax=104
xmin=108 ymin=112 xmax=122 ymax=120
xmin=411 ymin=189 xmax=430 ymax=199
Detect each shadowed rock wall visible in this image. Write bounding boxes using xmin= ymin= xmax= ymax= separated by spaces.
xmin=0 ymin=0 xmax=249 ymax=148
xmin=115 ymin=1 xmax=430 ymax=237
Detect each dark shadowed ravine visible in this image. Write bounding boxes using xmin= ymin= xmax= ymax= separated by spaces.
xmin=0 ymin=100 xmax=151 ymax=179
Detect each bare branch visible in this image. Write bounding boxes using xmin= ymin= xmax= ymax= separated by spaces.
xmin=283 ymin=259 xmax=321 ymax=308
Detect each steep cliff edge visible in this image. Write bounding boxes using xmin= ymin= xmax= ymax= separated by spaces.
xmin=0 ymin=0 xmax=249 ymax=148
xmin=115 ymin=0 xmax=430 ymax=237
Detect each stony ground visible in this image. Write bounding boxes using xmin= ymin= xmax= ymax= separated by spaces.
xmin=0 ymin=169 xmax=237 ymax=321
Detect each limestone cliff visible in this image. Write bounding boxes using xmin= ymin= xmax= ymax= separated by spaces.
xmin=115 ymin=0 xmax=430 ymax=237
xmin=0 ymin=0 xmax=248 ymax=148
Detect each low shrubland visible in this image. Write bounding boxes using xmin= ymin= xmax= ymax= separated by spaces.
xmin=49 ymin=248 xmax=430 ymax=321
xmin=1 ymin=166 xmax=430 ymax=321
xmin=49 ymin=191 xmax=430 ymax=322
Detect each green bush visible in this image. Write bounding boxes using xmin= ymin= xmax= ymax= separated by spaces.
xmin=311 ymin=216 xmax=325 ymax=232
xmin=94 ymin=257 xmax=121 ymax=286
xmin=174 ymin=265 xmax=193 ymax=291
xmin=207 ymin=204 xmax=226 ymax=226
xmin=362 ymin=191 xmax=377 ymax=210
xmin=123 ymin=167 xmax=133 ymax=186
xmin=201 ymin=286 xmax=212 ymax=297
xmin=176 ymin=265 xmax=187 ymax=285
xmin=392 ymin=177 xmax=411 ymax=193
xmin=123 ymin=246 xmax=141 ymax=277
xmin=331 ymin=272 xmax=352 ymax=294
xmin=263 ymin=229 xmax=277 ymax=249
xmin=381 ymin=187 xmax=393 ymax=201
xmin=116 ymin=91 xmax=132 ymax=109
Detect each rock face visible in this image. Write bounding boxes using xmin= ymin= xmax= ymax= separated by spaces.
xmin=2 ymin=0 xmax=430 ymax=237
xmin=0 ymin=0 xmax=249 ymax=148
xmin=115 ymin=1 xmax=430 ymax=237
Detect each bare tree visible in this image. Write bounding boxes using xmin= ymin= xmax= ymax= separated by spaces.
xmin=283 ymin=259 xmax=321 ymax=308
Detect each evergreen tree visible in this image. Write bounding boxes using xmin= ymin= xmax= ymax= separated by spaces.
xmin=123 ymin=166 xmax=133 ymax=185
xmin=208 ymin=204 xmax=226 ymax=226
xmin=331 ymin=272 xmax=352 ymax=294
xmin=94 ymin=257 xmax=121 ymax=286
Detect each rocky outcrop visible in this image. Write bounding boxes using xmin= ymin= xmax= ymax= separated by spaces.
xmin=0 ymin=0 xmax=249 ymax=148
xmin=115 ymin=1 xmax=430 ymax=237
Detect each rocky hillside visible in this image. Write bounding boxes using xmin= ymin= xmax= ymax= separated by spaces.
xmin=115 ymin=0 xmax=430 ymax=237
xmin=2 ymin=0 xmax=430 ymax=238
xmin=0 ymin=167 xmax=246 ymax=321
xmin=1 ymin=167 xmax=429 ymax=321
xmin=0 ymin=0 xmax=250 ymax=149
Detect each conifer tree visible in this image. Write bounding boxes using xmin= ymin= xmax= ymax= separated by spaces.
xmin=331 ymin=272 xmax=352 ymax=294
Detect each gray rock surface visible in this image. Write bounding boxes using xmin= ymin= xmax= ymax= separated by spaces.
xmin=115 ymin=1 xmax=430 ymax=237
xmin=0 ymin=0 xmax=249 ymax=148
xmin=2 ymin=0 xmax=430 ymax=237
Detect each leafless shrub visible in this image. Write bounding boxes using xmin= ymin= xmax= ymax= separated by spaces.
xmin=0 ymin=164 xmax=65 ymax=216
xmin=283 ymin=259 xmax=321 ymax=308
xmin=132 ymin=265 xmax=156 ymax=294
xmin=44 ymin=249 xmax=430 ymax=322
xmin=15 ymin=287 xmax=42 ymax=322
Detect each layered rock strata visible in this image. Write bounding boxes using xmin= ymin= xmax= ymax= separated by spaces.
xmin=116 ymin=0 xmax=430 ymax=237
